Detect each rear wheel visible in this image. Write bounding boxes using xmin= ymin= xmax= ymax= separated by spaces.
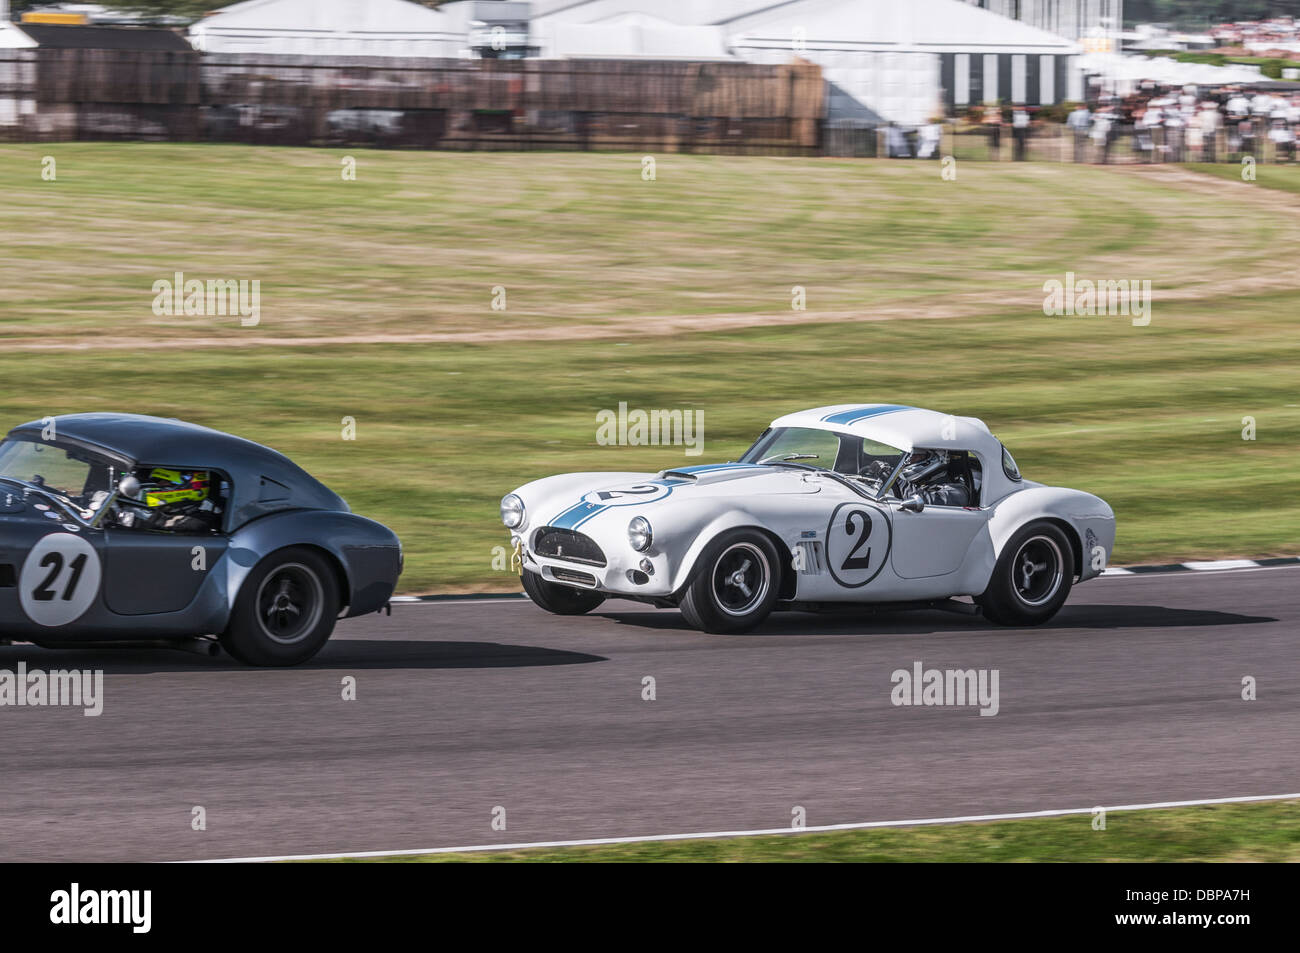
xmin=979 ymin=522 xmax=1074 ymax=626
xmin=679 ymin=530 xmax=780 ymax=634
xmin=220 ymin=547 xmax=339 ymax=666
xmin=521 ymin=569 xmax=606 ymax=615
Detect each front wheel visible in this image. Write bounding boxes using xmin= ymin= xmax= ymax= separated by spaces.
xmin=679 ymin=530 xmax=780 ymax=634
xmin=220 ymin=547 xmax=340 ymax=666
xmin=521 ymin=569 xmax=606 ymax=615
xmin=979 ymin=522 xmax=1074 ymax=626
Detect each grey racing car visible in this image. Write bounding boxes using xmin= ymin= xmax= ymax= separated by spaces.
xmin=0 ymin=413 xmax=401 ymax=665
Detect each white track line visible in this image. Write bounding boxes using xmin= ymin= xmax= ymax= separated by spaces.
xmin=186 ymin=792 xmax=1300 ymax=863
xmin=1182 ymin=559 xmax=1265 ymax=571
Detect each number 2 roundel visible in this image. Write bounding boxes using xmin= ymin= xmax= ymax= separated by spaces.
xmin=20 ymin=533 xmax=102 ymax=627
xmin=826 ymin=502 xmax=891 ymax=588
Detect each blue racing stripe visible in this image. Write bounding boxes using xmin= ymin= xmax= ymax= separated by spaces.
xmin=670 ymin=463 xmax=764 ymax=474
xmin=819 ymin=404 xmax=913 ymax=427
xmin=548 ymin=477 xmax=692 ymax=531
xmin=550 ymin=501 xmax=604 ymax=530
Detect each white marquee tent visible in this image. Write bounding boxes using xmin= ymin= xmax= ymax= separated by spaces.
xmin=529 ymin=0 xmax=1083 ymax=125
xmin=189 ymin=0 xmax=469 ymax=57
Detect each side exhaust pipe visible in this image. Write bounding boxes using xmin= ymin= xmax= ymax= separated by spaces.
xmin=169 ymin=637 xmax=223 ymax=658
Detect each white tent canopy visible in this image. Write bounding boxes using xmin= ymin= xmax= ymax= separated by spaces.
xmin=1081 ymin=53 xmax=1264 ymax=91
xmin=532 ymin=0 xmax=1081 ymax=125
xmin=190 ymin=0 xmax=467 ymax=57
xmin=548 ymin=13 xmax=734 ymax=60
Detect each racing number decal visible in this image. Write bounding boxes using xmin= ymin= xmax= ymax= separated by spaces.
xmin=826 ymin=502 xmax=891 ymax=588
xmin=19 ymin=533 xmax=102 ymax=627
xmin=581 ymin=483 xmax=675 ymax=507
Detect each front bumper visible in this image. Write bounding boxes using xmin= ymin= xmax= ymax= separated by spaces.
xmin=513 ymin=530 xmax=678 ymax=598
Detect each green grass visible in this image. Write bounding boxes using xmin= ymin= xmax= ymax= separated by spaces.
xmin=1185 ymin=161 xmax=1300 ymax=195
xmin=2 ymin=142 xmax=1295 ymax=340
xmin=1 ymin=145 xmax=1298 ymax=591
xmin=322 ymin=800 xmax=1300 ymax=862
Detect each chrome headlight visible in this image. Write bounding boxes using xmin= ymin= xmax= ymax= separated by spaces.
xmin=628 ymin=516 xmax=653 ymax=552
xmin=500 ymin=494 xmax=526 ymax=529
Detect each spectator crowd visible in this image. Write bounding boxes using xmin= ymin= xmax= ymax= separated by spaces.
xmin=1064 ymin=83 xmax=1300 ymax=164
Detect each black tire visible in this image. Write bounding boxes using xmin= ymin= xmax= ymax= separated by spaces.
xmin=679 ymin=529 xmax=780 ymax=634
xmin=220 ymin=547 xmax=340 ymax=666
xmin=979 ymin=522 xmax=1074 ymax=626
xmin=521 ymin=569 xmax=606 ymax=615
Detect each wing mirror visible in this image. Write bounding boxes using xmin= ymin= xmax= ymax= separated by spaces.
xmin=88 ymin=474 xmax=141 ymax=529
xmin=899 ymin=493 xmax=926 ymax=513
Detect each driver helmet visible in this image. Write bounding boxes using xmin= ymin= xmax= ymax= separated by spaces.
xmin=900 ymin=449 xmax=949 ymax=484
xmin=137 ymin=467 xmax=211 ymax=508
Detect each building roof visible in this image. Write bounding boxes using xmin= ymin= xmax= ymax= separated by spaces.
xmin=768 ymin=404 xmax=999 ymax=455
xmin=16 ymin=23 xmax=194 ymax=51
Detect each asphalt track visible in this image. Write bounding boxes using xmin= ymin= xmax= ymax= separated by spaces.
xmin=0 ymin=566 xmax=1296 ymax=862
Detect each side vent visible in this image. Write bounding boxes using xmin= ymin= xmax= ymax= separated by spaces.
xmin=793 ymin=541 xmax=827 ymax=575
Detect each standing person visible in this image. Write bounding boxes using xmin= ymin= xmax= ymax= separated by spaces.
xmin=1165 ymin=104 xmax=1186 ymax=163
xmin=1227 ymin=87 xmax=1250 ymax=152
xmin=1067 ymin=102 xmax=1092 ymax=163
xmin=1092 ymin=107 xmax=1113 ymax=164
xmin=1199 ymin=100 xmax=1220 ymax=162
xmin=917 ymin=118 xmax=943 ymax=159
xmin=1269 ymin=119 xmax=1295 ymax=162
xmin=1011 ymin=106 xmax=1030 ymax=161
xmin=984 ymin=106 xmax=1003 ymax=160
xmin=885 ymin=122 xmax=909 ymax=158
xmin=1240 ymin=116 xmax=1256 ymax=160
xmin=1134 ymin=105 xmax=1153 ymax=161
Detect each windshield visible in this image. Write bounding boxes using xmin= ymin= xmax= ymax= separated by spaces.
xmin=0 ymin=437 xmax=116 ymax=507
xmin=740 ymin=427 xmax=905 ymax=496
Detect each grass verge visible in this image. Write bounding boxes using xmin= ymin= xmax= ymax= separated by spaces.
xmin=321 ymin=800 xmax=1300 ymax=862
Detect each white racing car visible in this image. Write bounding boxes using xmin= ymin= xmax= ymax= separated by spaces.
xmin=501 ymin=404 xmax=1115 ymax=632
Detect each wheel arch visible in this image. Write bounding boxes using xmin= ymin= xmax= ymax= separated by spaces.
xmin=986 ymin=485 xmax=1114 ymax=583
xmin=292 ymin=543 xmax=351 ymax=613
xmin=1040 ymin=517 xmax=1083 ymax=579
xmin=670 ymin=515 xmax=791 ymax=600
xmin=225 ymin=510 xmax=400 ymax=618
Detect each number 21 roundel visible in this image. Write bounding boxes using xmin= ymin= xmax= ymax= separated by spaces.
xmin=825 ymin=502 xmax=891 ymax=588
xmin=20 ymin=533 xmax=102 ymax=627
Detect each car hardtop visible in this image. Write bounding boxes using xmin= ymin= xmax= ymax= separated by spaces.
xmin=7 ymin=413 xmax=348 ymax=529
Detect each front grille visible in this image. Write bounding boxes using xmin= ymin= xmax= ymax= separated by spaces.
xmin=551 ymin=567 xmax=598 ymax=587
xmin=533 ymin=527 xmax=607 ymax=567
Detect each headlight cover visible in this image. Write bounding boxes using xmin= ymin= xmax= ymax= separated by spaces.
xmin=628 ymin=516 xmax=653 ymax=552
xmin=501 ymin=494 xmax=526 ymax=529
